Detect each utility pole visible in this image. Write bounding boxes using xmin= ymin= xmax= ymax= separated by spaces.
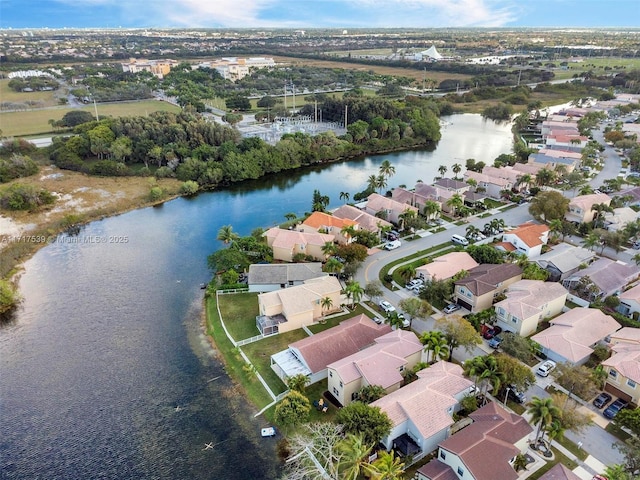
xmin=283 ymin=80 xmax=287 ymax=112
xmin=314 ymin=100 xmax=318 ymax=124
xmin=344 ymin=105 xmax=348 ymax=128
xmin=292 ymin=82 xmax=296 ymax=113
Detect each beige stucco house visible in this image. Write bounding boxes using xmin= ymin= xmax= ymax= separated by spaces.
xmin=565 ymin=193 xmax=612 ymax=224
xmin=364 ymin=193 xmax=419 ymax=226
xmin=332 ymin=204 xmax=393 ymax=234
xmin=463 ymin=170 xmax=512 ymax=199
xmin=298 ymin=211 xmax=358 ymax=245
xmin=494 ymin=280 xmax=568 ymax=337
xmin=602 ymin=342 xmax=640 ymax=406
xmin=371 ymin=361 xmax=474 ymax=458
xmin=417 ymin=252 xmax=479 ymax=282
xmin=453 ymin=264 xmax=523 ymax=313
xmin=264 ymin=227 xmax=335 ymax=262
xmin=257 ymin=276 xmax=343 ymax=335
xmin=326 ymin=330 xmax=424 ymax=407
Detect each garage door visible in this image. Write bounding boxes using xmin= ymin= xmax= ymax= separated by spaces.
xmin=604 ymin=383 xmax=633 ymax=403
xmin=457 ymin=299 xmax=473 ymax=311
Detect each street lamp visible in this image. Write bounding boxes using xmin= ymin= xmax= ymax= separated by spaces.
xmin=504 ymin=386 xmax=511 ymax=406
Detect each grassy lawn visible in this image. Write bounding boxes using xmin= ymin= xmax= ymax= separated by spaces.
xmin=217 ymin=291 xmax=261 ymax=341
xmin=380 ymin=241 xmax=455 ymax=286
xmin=307 ymin=305 xmax=371 ymax=333
xmin=484 ymin=199 xmax=504 ymax=209
xmin=526 ymin=447 xmax=578 ymax=480
xmin=555 ymin=434 xmax=588 ymax=461
xmin=606 ymin=422 xmax=633 ymax=442
xmin=205 ymin=295 xmax=274 ymax=409
xmin=0 ymin=79 xmax=59 ymax=106
xmin=0 ymin=100 xmax=181 ymax=137
xmin=388 ymin=246 xmax=456 ymax=286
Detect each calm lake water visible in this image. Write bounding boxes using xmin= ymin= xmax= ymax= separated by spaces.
xmin=0 ymin=114 xmax=512 ymax=479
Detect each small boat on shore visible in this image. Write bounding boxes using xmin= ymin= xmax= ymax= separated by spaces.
xmin=261 ymin=427 xmax=277 ymax=437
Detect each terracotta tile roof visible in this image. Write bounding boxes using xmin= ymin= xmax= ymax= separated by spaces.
xmin=417 ymin=460 xmax=459 ymax=480
xmin=417 ymin=252 xmax=479 ymax=281
xmin=328 ymin=330 xmax=423 ymax=388
xmin=619 ymin=284 xmax=640 ymax=303
xmin=464 ymin=170 xmax=512 ymax=187
xmin=568 ymin=193 xmax=612 ymax=211
xmin=302 ymin=211 xmax=357 ymax=230
xmin=538 ymin=148 xmax=582 ymax=160
xmin=610 ymin=327 xmax=640 ymax=345
xmin=514 ymin=162 xmax=544 ymax=175
xmin=494 ymin=280 xmax=568 ymax=321
xmin=331 ymin=204 xmax=392 ymax=233
xmin=259 ymin=276 xmax=342 ymax=317
xmin=531 ymin=308 xmax=621 ymax=363
xmin=438 ymin=402 xmax=533 ymax=480
xmin=504 ymin=223 xmax=549 ymax=248
xmin=495 ymin=241 xmax=517 ymax=252
xmin=603 ymin=343 xmax=640 ymax=384
xmin=289 ymin=314 xmax=392 ymax=374
xmin=264 ymin=227 xmax=335 ymax=249
xmin=371 ymin=361 xmax=473 ymax=440
xmin=537 ymin=463 xmax=582 ymax=480
xmin=455 ymin=264 xmax=523 ymax=296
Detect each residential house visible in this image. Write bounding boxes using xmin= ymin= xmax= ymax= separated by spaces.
xmin=364 ymin=193 xmax=419 ymax=226
xmin=298 ymin=211 xmax=358 ymax=244
xmin=453 ymin=264 xmax=523 ymax=313
xmin=494 ymin=280 xmax=568 ymax=337
xmin=332 ymin=204 xmax=393 ymax=234
xmin=417 ymin=252 xmax=479 ymax=282
xmin=562 ymin=257 xmax=640 ymax=300
xmin=604 ymin=207 xmax=639 ymax=232
xmin=565 ymin=193 xmax=612 ymax=224
xmin=392 ymin=184 xmax=445 ymax=215
xmin=270 ymin=314 xmax=392 ymax=384
xmin=263 ymin=227 xmax=335 ymax=262
xmin=371 ymin=361 xmax=474 ymax=457
xmin=602 ymin=342 xmax=640 ymax=406
xmin=326 ymin=330 xmax=424 ymax=407
xmin=615 ymin=186 xmax=640 ymax=207
xmin=530 ymin=308 xmax=621 ymax=365
xmin=256 ymin=276 xmax=343 ymax=335
xmin=610 ymin=327 xmax=640 ymax=346
xmin=497 ymin=222 xmax=549 ymax=258
xmin=247 ymin=263 xmax=326 ymax=293
xmin=618 ymin=284 xmax=640 ymax=318
xmin=481 ymin=166 xmax=523 ymax=190
xmin=534 ymin=243 xmax=596 ymax=282
xmin=528 ymin=149 xmax=580 ymax=173
xmin=545 ymin=134 xmax=589 ymax=149
xmin=433 ymin=178 xmax=470 ymax=195
xmin=463 ymin=170 xmax=512 ymax=199
xmin=417 ymin=402 xmax=533 ymax=480
xmin=536 ymin=463 xmax=582 ymax=480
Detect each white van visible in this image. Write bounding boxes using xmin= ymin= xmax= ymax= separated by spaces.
xmin=451 ymin=234 xmax=469 ymax=246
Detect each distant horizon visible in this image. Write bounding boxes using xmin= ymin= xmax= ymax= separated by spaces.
xmin=1 ymin=0 xmax=638 ymax=30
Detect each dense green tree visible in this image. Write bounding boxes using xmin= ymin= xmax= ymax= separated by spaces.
xmin=287 ymin=374 xmax=310 ymax=394
xmin=614 ymin=407 xmax=640 ymax=436
xmin=335 ymin=402 xmax=393 ymax=447
xmin=274 ymin=390 xmax=311 ymax=427
xmin=466 ymin=244 xmax=505 ymax=264
xmin=435 ymin=314 xmax=482 ymax=360
xmin=355 ymin=385 xmax=387 ymax=403
xmin=529 ymin=190 xmax=570 ymax=222
xmin=0 ymin=279 xmax=20 ymax=314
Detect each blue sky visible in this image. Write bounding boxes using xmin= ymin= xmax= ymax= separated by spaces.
xmin=1 ymin=0 xmax=638 ymax=29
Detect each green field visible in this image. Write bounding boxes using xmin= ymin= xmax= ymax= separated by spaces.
xmin=0 ymin=100 xmax=181 ymax=137
xmin=0 ymin=78 xmax=59 ymax=108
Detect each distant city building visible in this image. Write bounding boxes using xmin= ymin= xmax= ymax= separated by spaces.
xmin=194 ymin=57 xmax=275 ymax=81
xmin=121 ymin=58 xmax=179 ymax=79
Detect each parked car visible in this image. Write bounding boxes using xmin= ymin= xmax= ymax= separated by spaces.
xmin=593 ymin=392 xmax=613 ymax=409
xmin=443 ymin=303 xmax=461 ymax=314
xmin=384 ymin=240 xmax=401 ymax=250
xmin=451 ymin=234 xmax=469 ymax=246
xmin=536 ymin=360 xmax=557 ymax=377
xmin=507 ymin=384 xmax=527 ymax=404
xmin=379 ymin=300 xmax=396 ymax=314
xmin=483 ymin=325 xmax=502 ymax=340
xmin=488 ymin=335 xmax=503 ymax=349
xmin=398 ymin=313 xmax=410 ymax=328
xmin=604 ymin=398 xmax=629 ymax=419
xmin=406 ymin=279 xmax=424 ymax=290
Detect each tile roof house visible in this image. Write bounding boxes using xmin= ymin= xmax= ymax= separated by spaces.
xmin=417 ymin=402 xmax=533 ymax=480
xmin=530 ymin=308 xmax=621 ymax=365
xmin=463 ymin=170 xmax=512 ymax=200
xmin=327 ymin=330 xmax=424 ymax=407
xmin=298 ymin=211 xmax=358 ymax=245
xmin=602 ymin=342 xmax=640 ymax=405
xmin=270 ymin=314 xmax=392 ymax=384
xmin=257 ymin=276 xmax=343 ymax=335
xmin=609 ymin=327 xmax=640 ymax=346
xmin=617 ymin=285 xmax=640 ymax=319
xmin=391 ymin=184 xmax=446 ymax=215
xmin=371 ymin=361 xmax=474 ymax=457
xmin=331 ymin=204 xmax=393 ymax=234
xmin=562 ymin=257 xmax=640 ymax=300
xmin=615 ymin=186 xmax=640 ymax=207
xmin=494 ymin=280 xmax=568 ymax=337
xmin=364 ymin=193 xmax=419 ymax=226
xmin=497 ymin=222 xmax=549 ymax=258
xmin=433 ymin=178 xmax=470 ymax=194
xmin=565 ymin=193 xmax=612 ymax=224
xmin=417 ymin=252 xmax=479 ymax=282
xmin=247 ymin=262 xmax=326 ymax=292
xmin=603 ymin=207 xmax=639 ymax=232
xmin=264 ymin=227 xmax=335 ymax=262
xmin=536 ymin=463 xmax=582 ymax=480
xmin=534 ymin=243 xmax=596 ymax=282
xmin=453 ymin=264 xmax=523 ymax=313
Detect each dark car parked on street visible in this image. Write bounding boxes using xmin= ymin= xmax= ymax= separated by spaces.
xmin=593 ymin=392 xmax=612 ymax=409
xmin=603 ymin=398 xmax=628 ymax=419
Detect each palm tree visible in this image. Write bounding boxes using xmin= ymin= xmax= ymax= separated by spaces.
xmin=423 ymin=200 xmax=441 ymax=221
xmin=438 ymin=165 xmax=448 ymax=177
xmin=528 ymin=396 xmax=561 ymax=444
xmin=321 ymin=241 xmax=338 ymax=257
xmin=545 ymin=419 xmax=565 ymax=445
xmin=452 ymin=163 xmax=462 ymax=180
xmin=516 ymin=173 xmax=532 ymax=191
xmin=376 ymin=174 xmax=387 ymax=194
xmin=465 ymin=225 xmax=481 ymax=241
xmin=548 ymin=219 xmax=562 ymax=241
xmin=344 ymin=281 xmax=364 ymax=308
xmin=324 ymin=257 xmax=344 ymax=276
xmin=341 ymin=225 xmax=357 ymax=242
xmin=446 ymin=193 xmax=464 ymax=217
xmin=579 ymin=184 xmax=594 ymax=195
xmin=336 ymin=433 xmax=374 ymax=480
xmin=339 ymin=191 xmax=350 ymax=204
xmin=379 ymin=160 xmax=396 ymax=181
xmin=396 ymin=265 xmax=416 ymax=284
xmin=367 ymin=174 xmax=379 ymax=192
xmin=591 ymin=203 xmax=613 ymax=228
xmin=321 ymin=296 xmax=334 ymax=317
xmin=512 ymin=454 xmax=528 ymax=472
xmin=217 ymin=225 xmax=239 ymax=245
xmin=582 ymin=231 xmax=601 ymax=251
xmin=398 ymin=208 xmax=416 ymax=230
xmin=284 ymin=212 xmax=298 ymax=222
xmin=536 ymin=168 xmax=556 ymax=187
xmin=369 ymin=450 xmax=405 ymax=480
xmin=420 ymin=331 xmax=449 ymax=363
xmin=475 ymin=355 xmax=505 ymax=402
xmin=286 ymin=373 xmax=309 ymax=393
